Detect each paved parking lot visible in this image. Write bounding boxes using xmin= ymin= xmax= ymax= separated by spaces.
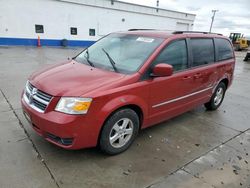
xmin=0 ymin=46 xmax=249 ymax=188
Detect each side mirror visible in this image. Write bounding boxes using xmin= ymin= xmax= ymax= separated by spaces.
xmin=151 ymin=63 xmax=173 ymax=77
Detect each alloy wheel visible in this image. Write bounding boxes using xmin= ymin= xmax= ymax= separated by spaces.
xmin=109 ymin=118 xmax=134 ymax=148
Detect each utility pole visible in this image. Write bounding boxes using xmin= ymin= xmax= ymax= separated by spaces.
xmin=209 ymin=10 xmax=218 ymax=33
xmin=156 ymin=0 xmax=159 ymax=12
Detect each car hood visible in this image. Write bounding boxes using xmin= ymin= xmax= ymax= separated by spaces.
xmin=29 ymin=60 xmax=126 ymax=96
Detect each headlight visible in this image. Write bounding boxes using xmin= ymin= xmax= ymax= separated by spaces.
xmin=55 ymin=97 xmax=92 ymax=114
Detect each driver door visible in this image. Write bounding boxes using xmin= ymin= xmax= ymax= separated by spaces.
xmin=146 ymin=39 xmax=200 ymax=126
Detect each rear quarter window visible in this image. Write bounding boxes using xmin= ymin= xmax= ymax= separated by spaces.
xmin=190 ymin=39 xmax=215 ymax=67
xmin=215 ymin=38 xmax=234 ymax=61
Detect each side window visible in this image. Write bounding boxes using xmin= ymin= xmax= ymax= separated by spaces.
xmin=215 ymin=38 xmax=233 ymax=61
xmin=153 ymin=40 xmax=188 ymax=72
xmin=191 ymin=39 xmax=215 ymax=67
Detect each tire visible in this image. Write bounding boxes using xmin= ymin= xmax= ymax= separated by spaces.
xmin=205 ymin=82 xmax=226 ymax=111
xmin=99 ymin=108 xmax=139 ymax=155
xmin=244 ymin=54 xmax=249 ymax=61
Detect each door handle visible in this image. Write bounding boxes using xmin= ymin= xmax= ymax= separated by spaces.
xmin=193 ymin=73 xmax=202 ymax=79
xmin=182 ymin=76 xmax=192 ymax=80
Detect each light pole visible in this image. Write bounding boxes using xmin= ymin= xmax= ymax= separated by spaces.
xmin=156 ymin=0 xmax=159 ymax=12
xmin=209 ymin=10 xmax=219 ymax=33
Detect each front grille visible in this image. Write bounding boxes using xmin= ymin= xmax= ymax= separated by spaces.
xmin=23 ymin=81 xmax=53 ymax=113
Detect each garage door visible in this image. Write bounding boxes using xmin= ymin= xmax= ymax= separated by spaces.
xmin=176 ymin=22 xmax=189 ymax=31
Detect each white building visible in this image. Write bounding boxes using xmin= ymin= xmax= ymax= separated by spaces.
xmin=0 ymin=0 xmax=196 ymax=47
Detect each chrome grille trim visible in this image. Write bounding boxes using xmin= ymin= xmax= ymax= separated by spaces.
xmin=33 ymin=95 xmax=49 ymax=105
xmin=23 ymin=81 xmax=53 ymax=113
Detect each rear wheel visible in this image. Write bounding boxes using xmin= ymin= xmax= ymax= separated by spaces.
xmin=99 ymin=108 xmax=139 ymax=155
xmin=205 ymin=82 xmax=226 ymax=110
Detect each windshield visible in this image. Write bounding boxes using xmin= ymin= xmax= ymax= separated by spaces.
xmin=75 ymin=33 xmax=164 ymax=74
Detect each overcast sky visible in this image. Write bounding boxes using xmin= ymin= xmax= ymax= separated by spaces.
xmin=120 ymin=0 xmax=250 ymax=37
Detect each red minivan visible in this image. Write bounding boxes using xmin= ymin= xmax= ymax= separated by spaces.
xmin=21 ymin=30 xmax=235 ymax=154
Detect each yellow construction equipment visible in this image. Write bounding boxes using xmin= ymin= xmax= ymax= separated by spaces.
xmin=229 ymin=33 xmax=248 ymax=51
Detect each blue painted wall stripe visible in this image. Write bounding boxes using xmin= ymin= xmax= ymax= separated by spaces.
xmin=0 ymin=37 xmax=95 ymax=47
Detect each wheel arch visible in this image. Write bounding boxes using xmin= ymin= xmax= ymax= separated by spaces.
xmin=213 ymin=76 xmax=230 ymax=93
xmin=97 ymin=102 xmax=145 ymax=146
xmin=220 ymin=78 xmax=229 ymax=89
xmin=108 ymin=104 xmax=144 ymax=128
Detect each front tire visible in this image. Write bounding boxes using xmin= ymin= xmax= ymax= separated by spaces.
xmin=99 ymin=108 xmax=139 ymax=155
xmin=205 ymin=82 xmax=226 ymax=111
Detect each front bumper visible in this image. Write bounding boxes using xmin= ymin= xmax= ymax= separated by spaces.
xmin=21 ymin=94 xmax=100 ymax=150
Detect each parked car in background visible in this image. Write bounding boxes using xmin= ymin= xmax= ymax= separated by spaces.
xmin=21 ymin=30 xmax=235 ymax=155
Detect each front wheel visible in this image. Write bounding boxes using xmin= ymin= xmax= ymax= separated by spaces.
xmin=205 ymin=82 xmax=226 ymax=110
xmin=99 ymin=109 xmax=139 ymax=155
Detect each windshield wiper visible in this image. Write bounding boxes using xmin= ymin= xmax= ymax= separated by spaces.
xmin=84 ymin=49 xmax=95 ymax=67
xmin=102 ymin=48 xmax=119 ymax=73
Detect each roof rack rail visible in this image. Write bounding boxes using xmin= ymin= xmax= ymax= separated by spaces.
xmin=128 ymin=29 xmax=155 ymax=31
xmin=173 ymin=31 xmax=223 ymax=36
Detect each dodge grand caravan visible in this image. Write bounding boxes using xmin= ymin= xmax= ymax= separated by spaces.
xmin=21 ymin=30 xmax=235 ymax=154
